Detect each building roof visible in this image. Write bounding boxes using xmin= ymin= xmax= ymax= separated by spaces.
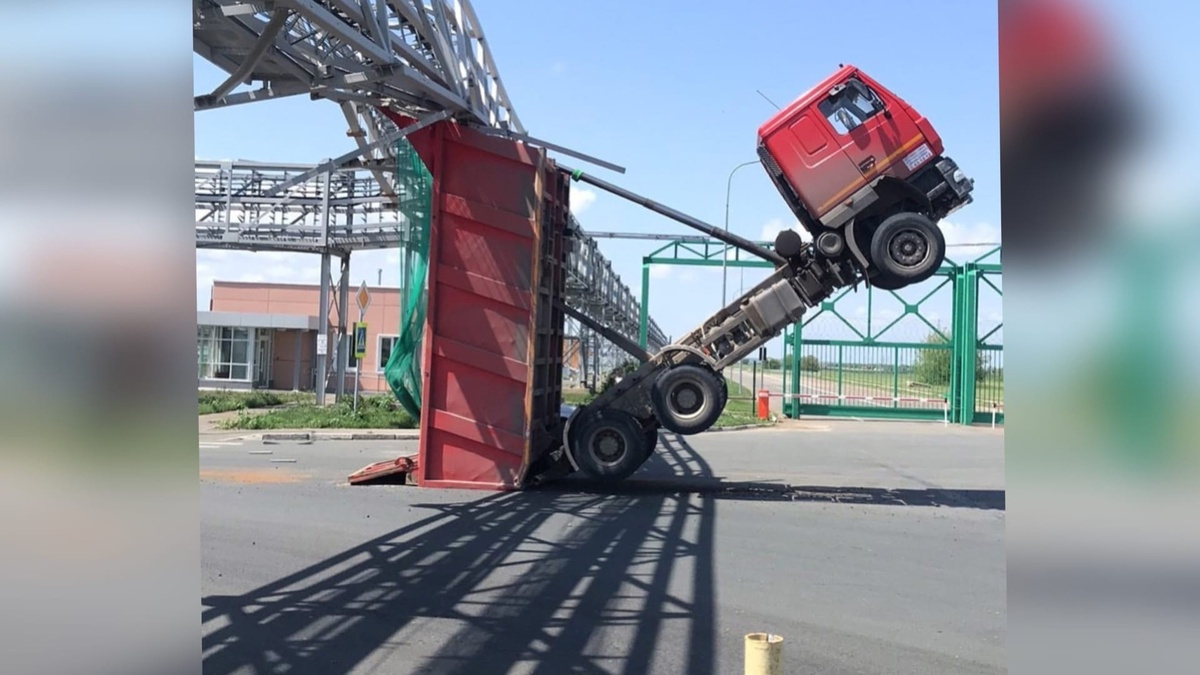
xmin=198 ymin=310 xmax=321 ymax=330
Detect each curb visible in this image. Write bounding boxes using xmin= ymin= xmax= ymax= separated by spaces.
xmin=707 ymin=418 xmax=779 ymax=432
xmin=257 ymin=431 xmax=421 ymax=442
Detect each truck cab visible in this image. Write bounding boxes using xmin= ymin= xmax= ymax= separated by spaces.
xmin=757 ymin=65 xmax=975 ymax=289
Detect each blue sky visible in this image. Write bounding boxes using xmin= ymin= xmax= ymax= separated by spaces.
xmin=195 ymin=0 xmax=1001 ymax=352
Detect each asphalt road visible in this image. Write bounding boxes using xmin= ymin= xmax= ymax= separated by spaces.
xmin=200 ymin=420 xmax=1005 ymax=674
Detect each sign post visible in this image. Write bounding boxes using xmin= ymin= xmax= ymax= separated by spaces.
xmin=353 ymin=282 xmax=371 ymax=413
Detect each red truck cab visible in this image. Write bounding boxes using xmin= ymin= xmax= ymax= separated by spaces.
xmin=757 ymin=65 xmax=975 ymax=288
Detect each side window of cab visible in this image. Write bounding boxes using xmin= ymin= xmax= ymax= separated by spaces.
xmin=818 ymin=78 xmax=885 ymax=135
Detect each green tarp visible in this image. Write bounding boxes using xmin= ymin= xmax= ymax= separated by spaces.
xmin=382 ymin=138 xmax=432 ymax=418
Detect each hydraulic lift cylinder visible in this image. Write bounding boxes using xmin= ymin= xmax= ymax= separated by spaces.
xmin=563 ymin=167 xmax=788 ymax=268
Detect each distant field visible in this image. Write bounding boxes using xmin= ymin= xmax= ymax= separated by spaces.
xmin=804 ymin=369 xmax=1004 ymax=406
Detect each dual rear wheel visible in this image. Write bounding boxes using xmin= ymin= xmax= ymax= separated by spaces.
xmin=571 ymin=408 xmax=658 ymax=481
xmin=571 ymin=363 xmax=727 ymax=481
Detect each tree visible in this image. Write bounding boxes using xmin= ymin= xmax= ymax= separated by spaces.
xmin=598 ymin=359 xmax=640 ymax=395
xmin=913 ymin=330 xmax=986 ymax=386
xmin=800 ymin=355 xmax=821 ymax=372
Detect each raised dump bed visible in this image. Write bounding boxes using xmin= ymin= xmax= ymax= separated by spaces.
xmin=352 ymin=116 xmax=569 ymax=490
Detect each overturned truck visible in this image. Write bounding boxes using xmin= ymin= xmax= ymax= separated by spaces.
xmin=350 ymin=64 xmax=975 ymax=490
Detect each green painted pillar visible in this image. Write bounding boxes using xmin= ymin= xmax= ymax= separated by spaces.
xmin=951 ymin=263 xmax=981 ymax=425
xmin=788 ymin=321 xmax=802 ymax=418
xmin=949 ymin=263 xmax=964 ymax=424
xmin=639 ymin=260 xmax=650 ymax=349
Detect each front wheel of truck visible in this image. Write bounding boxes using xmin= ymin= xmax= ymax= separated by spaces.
xmin=870 ymin=212 xmax=945 ymax=284
xmin=650 ymin=364 xmax=727 ymax=435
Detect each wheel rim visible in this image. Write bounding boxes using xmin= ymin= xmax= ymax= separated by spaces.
xmin=670 ymin=382 xmax=703 ymax=418
xmin=591 ymin=428 xmax=626 ymax=465
xmin=888 ymin=228 xmax=929 ymax=269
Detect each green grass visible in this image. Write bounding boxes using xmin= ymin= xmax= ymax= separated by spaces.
xmin=198 ymin=390 xmax=313 ymax=415
xmin=218 ymin=394 xmax=416 ymax=430
xmin=562 ymin=389 xmax=594 ymax=406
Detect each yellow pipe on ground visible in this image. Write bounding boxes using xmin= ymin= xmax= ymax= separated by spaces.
xmin=744 ymin=632 xmax=783 ymax=675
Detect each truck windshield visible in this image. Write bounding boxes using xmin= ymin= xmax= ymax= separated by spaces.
xmin=818 ymin=81 xmax=882 ymax=135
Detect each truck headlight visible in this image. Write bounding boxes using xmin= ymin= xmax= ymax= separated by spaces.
xmin=952 ymin=169 xmax=965 ymax=183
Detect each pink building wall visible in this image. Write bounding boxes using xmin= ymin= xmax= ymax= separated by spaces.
xmin=210 ymin=281 xmax=402 ymax=394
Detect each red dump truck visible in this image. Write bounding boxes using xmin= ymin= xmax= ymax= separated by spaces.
xmin=547 ymin=64 xmax=977 ymax=481
xmin=355 ymin=63 xmax=976 ymax=489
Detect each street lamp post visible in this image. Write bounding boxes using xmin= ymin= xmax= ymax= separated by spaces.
xmin=723 ymin=160 xmax=760 ymax=306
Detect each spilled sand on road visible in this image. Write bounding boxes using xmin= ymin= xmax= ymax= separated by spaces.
xmin=200 ymin=468 xmax=308 ymax=484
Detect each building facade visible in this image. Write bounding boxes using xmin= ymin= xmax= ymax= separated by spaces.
xmin=199 ymin=280 xmax=400 ymax=394
xmin=198 ymin=280 xmax=583 ymax=394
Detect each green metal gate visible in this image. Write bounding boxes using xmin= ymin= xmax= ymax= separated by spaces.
xmin=635 ymin=238 xmax=1002 ymax=426
xmin=783 ymin=246 xmax=1002 ymax=424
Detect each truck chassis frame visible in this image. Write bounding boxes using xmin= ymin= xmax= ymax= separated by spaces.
xmin=526 ymin=167 xmax=871 ymax=485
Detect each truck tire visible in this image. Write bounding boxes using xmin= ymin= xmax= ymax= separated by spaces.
xmin=643 ymin=425 xmax=660 ymax=460
xmin=650 ymin=364 xmax=726 ymax=435
xmin=572 ymin=408 xmax=651 ymax=480
xmin=869 ymin=271 xmax=908 ymax=291
xmin=870 ymin=212 xmax=945 ymax=284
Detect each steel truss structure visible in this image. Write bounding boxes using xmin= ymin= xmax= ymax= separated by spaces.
xmin=194 ymin=0 xmax=522 ymax=191
xmin=195 ymin=0 xmax=665 ymax=398
xmin=195 ymin=159 xmax=667 ymax=396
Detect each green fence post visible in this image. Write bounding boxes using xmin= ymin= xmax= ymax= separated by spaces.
xmin=959 ymin=263 xmax=981 ymax=424
xmin=948 ymin=264 xmax=963 ymax=423
xmin=837 ymin=344 xmax=844 ymax=398
xmin=789 ymin=320 xmax=802 ymax=418
xmin=781 ymin=326 xmax=789 ymax=416
xmin=639 ymin=260 xmax=650 ymax=349
xmin=893 ymin=346 xmax=900 ymax=409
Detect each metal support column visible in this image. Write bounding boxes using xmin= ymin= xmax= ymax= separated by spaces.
xmin=639 ymin=262 xmax=651 ymax=349
xmin=316 ymin=252 xmax=332 ymax=404
xmin=335 ymin=253 xmax=351 ymax=400
xmin=582 ymin=327 xmax=591 ymax=389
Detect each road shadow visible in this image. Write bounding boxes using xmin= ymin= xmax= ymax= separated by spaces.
xmin=545 ymin=433 xmax=1004 ymax=511
xmin=201 ymin=433 xmax=718 ymax=674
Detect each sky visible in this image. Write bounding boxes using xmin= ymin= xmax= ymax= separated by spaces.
xmin=194 ymin=0 xmax=1002 ymax=355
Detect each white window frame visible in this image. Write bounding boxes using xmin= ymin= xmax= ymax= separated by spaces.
xmin=198 ymin=325 xmax=254 ymax=381
xmin=376 ymin=334 xmax=400 ymax=373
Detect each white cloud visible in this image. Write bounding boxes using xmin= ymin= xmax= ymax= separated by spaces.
xmin=570 ymin=185 xmax=597 ymax=215
xmin=940 ymin=220 xmax=1002 ymax=260
xmin=649 ymin=265 xmax=671 ymax=280
xmin=760 ymin=217 xmax=803 ymax=244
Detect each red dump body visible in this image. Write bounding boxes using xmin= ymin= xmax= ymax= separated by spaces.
xmin=376 ymin=115 xmax=569 ymax=490
xmin=757 ymin=65 xmax=945 ymax=225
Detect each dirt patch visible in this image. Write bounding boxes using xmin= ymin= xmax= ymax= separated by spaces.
xmin=199 ymin=468 xmax=309 ymax=484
